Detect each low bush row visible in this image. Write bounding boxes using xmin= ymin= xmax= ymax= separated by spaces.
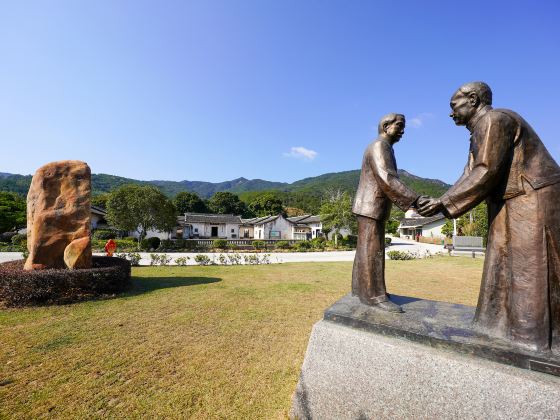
xmin=91 ymin=237 xmax=359 ymax=253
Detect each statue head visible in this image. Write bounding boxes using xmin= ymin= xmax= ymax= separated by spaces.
xmin=449 ymin=81 xmax=492 ymax=126
xmin=378 ymin=113 xmax=405 ymax=143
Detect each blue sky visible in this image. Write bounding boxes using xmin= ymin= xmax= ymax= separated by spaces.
xmin=1 ymin=1 xmax=559 ymax=185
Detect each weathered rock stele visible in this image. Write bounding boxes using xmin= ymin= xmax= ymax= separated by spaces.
xmin=24 ymin=160 xmax=92 ymax=270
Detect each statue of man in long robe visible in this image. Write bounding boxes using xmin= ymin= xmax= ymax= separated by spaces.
xmin=419 ymin=82 xmax=560 ymax=353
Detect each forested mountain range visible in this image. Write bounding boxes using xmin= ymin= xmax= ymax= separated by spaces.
xmin=0 ymin=169 xmax=450 ymax=200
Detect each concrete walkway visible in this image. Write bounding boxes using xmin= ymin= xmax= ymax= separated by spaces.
xmin=0 ymin=237 xmax=445 ymax=266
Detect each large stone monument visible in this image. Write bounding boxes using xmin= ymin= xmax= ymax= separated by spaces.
xmin=291 ymin=83 xmax=560 ymax=418
xmin=25 ymin=160 xmax=92 ymax=270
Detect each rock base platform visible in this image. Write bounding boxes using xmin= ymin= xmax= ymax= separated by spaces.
xmin=291 ymin=294 xmax=560 ymax=419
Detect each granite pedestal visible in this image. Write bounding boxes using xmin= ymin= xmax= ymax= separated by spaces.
xmin=291 ymin=294 xmax=560 ymax=419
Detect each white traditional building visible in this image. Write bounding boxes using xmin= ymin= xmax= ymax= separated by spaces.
xmin=91 ymin=205 xmax=109 ymax=230
xmin=397 ymin=208 xmax=446 ymax=239
xmin=179 ymin=213 xmax=242 ymax=239
xmin=287 ymin=215 xmax=323 ymax=240
xmin=241 ymin=215 xmax=293 ymax=240
xmin=173 ymin=212 xmax=325 ymax=241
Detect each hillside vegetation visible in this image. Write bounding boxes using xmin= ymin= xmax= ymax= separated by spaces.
xmin=0 ymin=169 xmax=449 ymax=202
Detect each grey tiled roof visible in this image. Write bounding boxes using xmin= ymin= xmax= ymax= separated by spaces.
xmin=241 ymin=215 xmax=281 ymax=225
xmin=91 ymin=205 xmax=107 ymax=216
xmin=398 ymin=214 xmax=446 ymax=228
xmin=180 ymin=213 xmax=242 ymax=225
xmin=287 ymin=215 xmax=321 ymax=224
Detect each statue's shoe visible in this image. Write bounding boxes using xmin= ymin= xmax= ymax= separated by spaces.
xmin=375 ymin=299 xmax=403 ymax=313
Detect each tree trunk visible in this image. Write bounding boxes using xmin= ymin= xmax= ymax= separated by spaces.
xmin=334 ymin=229 xmax=338 ymax=248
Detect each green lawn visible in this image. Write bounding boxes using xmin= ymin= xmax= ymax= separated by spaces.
xmin=0 ymin=258 xmax=483 ymax=419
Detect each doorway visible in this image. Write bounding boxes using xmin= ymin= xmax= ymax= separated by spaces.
xmin=211 ymin=226 xmax=218 ymax=237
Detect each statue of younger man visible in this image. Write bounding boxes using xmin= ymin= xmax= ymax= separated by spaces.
xmin=352 ymin=113 xmax=424 ymax=312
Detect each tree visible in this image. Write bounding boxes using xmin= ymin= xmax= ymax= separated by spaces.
xmin=442 ymin=219 xmax=454 ymax=238
xmin=91 ymin=192 xmax=110 ymax=209
xmin=106 ymin=184 xmax=177 ymax=247
xmin=284 ymin=207 xmax=306 ymax=217
xmin=0 ymin=192 xmax=26 ymax=233
xmin=319 ymin=189 xmax=354 ymax=247
xmin=174 ymin=191 xmax=207 ymax=214
xmin=248 ymin=192 xmax=284 ymax=217
xmin=208 ymin=192 xmax=249 ymax=216
xmin=441 ymin=202 xmax=488 ymax=240
xmin=385 ymin=219 xmax=399 ymax=235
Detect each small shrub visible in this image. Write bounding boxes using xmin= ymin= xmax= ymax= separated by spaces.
xmin=310 ymin=237 xmax=326 ymax=251
xmin=387 ymin=250 xmax=415 ymax=260
xmin=159 ymin=239 xmax=175 ymax=250
xmin=92 ymin=229 xmax=116 ymax=240
xmin=11 ymin=234 xmax=26 ymax=246
xmin=158 ymin=254 xmax=172 ymax=266
xmin=184 ymin=241 xmax=197 ymax=251
xmin=218 ymin=254 xmax=228 ymax=265
xmin=226 ymin=243 xmax=238 ymax=251
xmin=147 ymin=237 xmax=161 ymax=250
xmin=227 ymin=253 xmax=242 ymax=265
xmin=275 ymin=241 xmax=291 ymax=250
xmin=213 ymin=239 xmax=227 ymax=250
xmin=243 ymin=254 xmax=258 ymax=265
xmin=385 ymin=237 xmax=392 ymax=246
xmin=252 ymin=240 xmax=266 ymax=251
xmin=293 ymin=241 xmax=312 ymax=252
xmin=149 ymin=253 xmax=171 ymax=266
xmin=175 ymin=256 xmax=189 ymax=266
xmin=149 ymin=253 xmax=161 ymax=266
xmin=115 ymin=252 xmax=141 ymax=266
xmin=194 ymin=254 xmax=211 ymax=266
xmin=344 ymin=235 xmax=358 ymax=248
xmin=175 ymin=239 xmax=186 ymax=249
xmin=127 ymin=252 xmax=142 ymax=266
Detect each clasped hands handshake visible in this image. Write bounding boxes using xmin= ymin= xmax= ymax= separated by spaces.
xmin=416 ymin=195 xmax=445 ymax=217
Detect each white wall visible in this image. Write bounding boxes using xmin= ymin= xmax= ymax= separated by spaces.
xmin=131 ymin=228 xmax=173 ymax=240
xmin=184 ymin=222 xmax=240 ymax=239
xmin=421 ymin=220 xmax=446 ymax=238
xmin=263 ymin=216 xmax=293 ymax=239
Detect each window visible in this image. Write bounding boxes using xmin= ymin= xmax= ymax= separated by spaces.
xmin=231 ymin=228 xmax=235 ymax=233
xmin=194 ymin=228 xmax=198 ymax=233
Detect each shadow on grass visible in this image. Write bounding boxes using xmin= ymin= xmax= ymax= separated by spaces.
xmin=125 ymin=276 xmax=222 ymax=297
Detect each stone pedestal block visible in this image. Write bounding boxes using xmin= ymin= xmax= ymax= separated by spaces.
xmin=291 ymin=295 xmax=560 ymax=419
xmin=291 ymin=321 xmax=560 ymax=419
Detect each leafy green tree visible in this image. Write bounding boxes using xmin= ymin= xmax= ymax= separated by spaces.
xmin=441 ymin=202 xmax=488 ymax=240
xmin=320 ymin=190 xmax=354 ymax=247
xmin=208 ymin=192 xmax=250 ymax=216
xmin=0 ymin=192 xmax=26 ymax=233
xmin=385 ymin=219 xmax=399 ymax=235
xmin=91 ymin=192 xmax=110 ymax=209
xmin=106 ymin=184 xmax=177 ymax=248
xmin=442 ymin=219 xmax=454 ymax=238
xmin=248 ymin=192 xmax=284 ymax=217
xmin=174 ymin=191 xmax=207 ymax=214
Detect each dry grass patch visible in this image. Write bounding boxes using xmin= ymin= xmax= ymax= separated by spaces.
xmin=1 ymin=257 xmax=483 ymax=419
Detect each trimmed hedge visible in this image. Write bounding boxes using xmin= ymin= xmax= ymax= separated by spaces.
xmin=0 ymin=256 xmax=131 ymax=307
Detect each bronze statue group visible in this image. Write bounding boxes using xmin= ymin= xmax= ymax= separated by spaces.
xmin=352 ymin=81 xmax=560 ymax=354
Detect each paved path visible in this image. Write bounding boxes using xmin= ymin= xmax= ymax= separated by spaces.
xmin=0 ymin=237 xmax=445 ymax=266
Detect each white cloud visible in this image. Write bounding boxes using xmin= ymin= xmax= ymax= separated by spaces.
xmin=409 ymin=112 xmax=434 ymax=128
xmin=283 ymin=146 xmax=318 ymax=161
